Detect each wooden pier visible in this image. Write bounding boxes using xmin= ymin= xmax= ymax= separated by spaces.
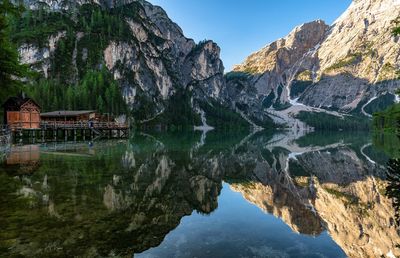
xmin=2 ymin=96 xmax=129 ymax=142
xmin=8 ymin=121 xmax=129 ymax=142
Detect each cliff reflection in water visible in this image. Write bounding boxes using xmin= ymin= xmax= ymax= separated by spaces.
xmin=0 ymin=130 xmax=398 ymax=257
xmin=231 ymin=131 xmax=398 ymax=258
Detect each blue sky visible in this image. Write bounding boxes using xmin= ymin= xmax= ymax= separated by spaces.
xmin=148 ymin=0 xmax=352 ymax=71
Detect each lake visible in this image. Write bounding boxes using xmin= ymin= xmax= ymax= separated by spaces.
xmin=0 ymin=130 xmax=399 ymax=257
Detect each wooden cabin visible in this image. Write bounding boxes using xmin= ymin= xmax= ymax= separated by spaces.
xmin=2 ymin=96 xmax=41 ymax=129
xmin=40 ymin=110 xmax=100 ymax=122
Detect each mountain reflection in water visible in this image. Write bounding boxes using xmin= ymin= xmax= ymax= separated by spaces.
xmin=0 ymin=130 xmax=398 ymax=257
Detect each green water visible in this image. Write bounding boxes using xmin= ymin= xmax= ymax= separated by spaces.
xmin=0 ymin=130 xmax=398 ymax=257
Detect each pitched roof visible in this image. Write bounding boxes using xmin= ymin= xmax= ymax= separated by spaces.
xmin=40 ymin=110 xmax=96 ymax=118
xmin=2 ymin=96 xmax=41 ymax=111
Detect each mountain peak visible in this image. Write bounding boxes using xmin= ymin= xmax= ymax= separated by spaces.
xmin=233 ymin=20 xmax=328 ymax=74
xmin=334 ymin=0 xmax=400 ymax=25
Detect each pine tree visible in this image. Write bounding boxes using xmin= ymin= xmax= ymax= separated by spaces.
xmin=0 ymin=0 xmax=30 ymax=101
xmin=393 ymin=19 xmax=400 ymax=80
xmin=97 ymin=96 xmax=105 ymax=113
xmin=393 ymin=18 xmax=400 ymax=36
xmin=66 ymin=86 xmax=74 ymax=110
xmin=105 ymin=87 xmax=112 ymax=113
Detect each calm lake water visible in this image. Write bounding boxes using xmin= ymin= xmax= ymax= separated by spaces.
xmin=0 ymin=130 xmax=399 ymax=257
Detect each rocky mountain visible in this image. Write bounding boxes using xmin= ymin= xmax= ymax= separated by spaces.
xmin=13 ymin=0 xmax=249 ymax=129
xmin=230 ymin=0 xmax=400 ymax=123
xmin=13 ymin=0 xmax=400 ymax=129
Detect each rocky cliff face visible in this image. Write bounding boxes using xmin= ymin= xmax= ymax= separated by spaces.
xmin=15 ymin=0 xmax=231 ymax=127
xmin=226 ymin=20 xmax=329 ymax=123
xmin=232 ymin=20 xmax=328 ymax=102
xmin=301 ymin=0 xmax=400 ymax=111
xmin=231 ymin=0 xmax=400 ymax=119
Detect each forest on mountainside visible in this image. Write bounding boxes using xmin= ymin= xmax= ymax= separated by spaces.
xmin=2 ymin=2 xmax=132 ymax=115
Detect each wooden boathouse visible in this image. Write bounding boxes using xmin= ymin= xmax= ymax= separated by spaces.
xmin=1 ymin=96 xmax=129 ymax=142
xmin=2 ymin=96 xmax=41 ymax=129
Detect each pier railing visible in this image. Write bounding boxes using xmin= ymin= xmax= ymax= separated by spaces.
xmin=40 ymin=121 xmax=129 ymax=130
xmin=7 ymin=121 xmax=128 ymax=130
xmin=0 ymin=125 xmax=10 ymax=136
xmin=0 ymin=125 xmax=11 ymax=146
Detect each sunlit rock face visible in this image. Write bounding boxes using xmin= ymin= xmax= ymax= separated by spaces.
xmin=232 ymin=20 xmax=328 ymax=100
xmin=231 ymin=0 xmax=400 ymax=115
xmin=317 ymin=0 xmax=400 ymax=83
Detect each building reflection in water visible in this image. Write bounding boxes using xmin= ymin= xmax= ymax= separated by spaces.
xmin=5 ymin=145 xmax=40 ymax=175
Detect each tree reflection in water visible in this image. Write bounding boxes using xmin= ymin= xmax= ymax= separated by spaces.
xmin=386 ymin=130 xmax=400 ymax=240
xmin=387 ymin=158 xmax=400 ymax=227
